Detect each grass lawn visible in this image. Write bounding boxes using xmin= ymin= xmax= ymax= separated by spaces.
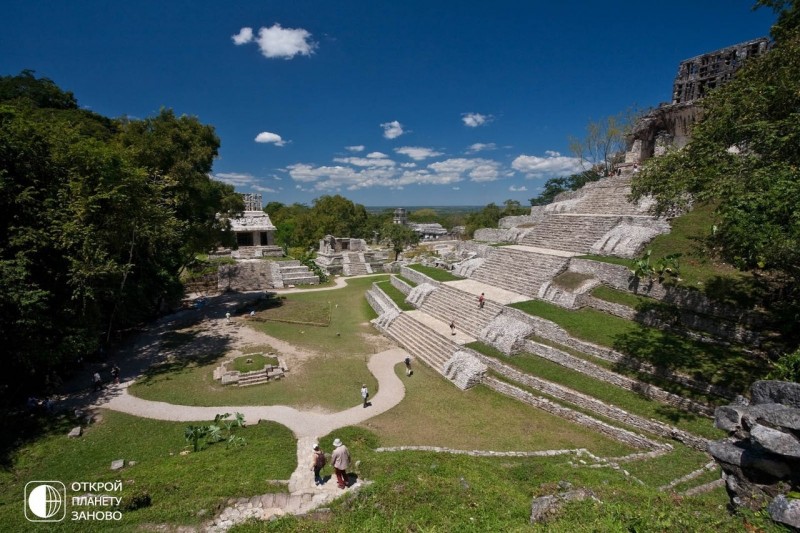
xmin=407 ymin=264 xmax=463 ymax=282
xmin=362 ymin=361 xmax=633 ymax=456
xmin=374 ymin=280 xmax=414 ymax=311
xmin=509 ymin=299 xmax=767 ymax=394
xmin=233 ymin=425 xmax=771 ymax=533
xmin=129 ymin=276 xmax=389 ymax=410
xmin=230 ymin=353 xmax=279 ymax=373
xmin=0 ymin=410 xmax=295 ymax=531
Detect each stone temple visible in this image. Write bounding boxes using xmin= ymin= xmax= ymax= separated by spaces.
xmin=228 ymin=193 xmax=282 ymax=259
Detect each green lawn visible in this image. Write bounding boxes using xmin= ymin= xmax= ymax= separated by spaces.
xmin=407 ymin=263 xmax=463 ymax=282
xmin=0 ymin=410 xmax=296 ymax=531
xmin=362 ymin=361 xmax=633 ymax=456
xmin=509 ymin=299 xmax=767 ymax=394
xmin=375 ymin=280 xmax=414 ymax=311
xmin=129 ymin=276 xmax=388 ymax=410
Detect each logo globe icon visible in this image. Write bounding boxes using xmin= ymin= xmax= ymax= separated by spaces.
xmin=27 ymin=483 xmax=63 ymax=520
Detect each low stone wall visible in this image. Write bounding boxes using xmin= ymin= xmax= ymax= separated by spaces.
xmin=366 ymin=284 xmax=400 ymax=316
xmin=480 ymin=314 xmax=535 ymax=355
xmin=475 ymin=353 xmax=708 ymax=450
xmin=710 ymin=381 xmax=800 ymax=530
xmin=218 ymin=261 xmax=280 ymax=292
xmin=390 ymin=275 xmax=413 ymax=296
xmin=399 ymin=265 xmax=441 ymax=288
xmin=443 ymin=351 xmax=487 ymax=390
xmin=568 ymin=259 xmax=763 ymax=327
xmin=484 ymin=376 xmax=664 ymax=450
xmin=586 ymin=296 xmax=763 ymax=347
xmin=473 ymin=228 xmax=516 ymax=243
xmin=521 ymin=339 xmax=715 ymax=416
xmin=456 ymin=240 xmax=493 ymax=258
xmin=499 ymin=214 xmax=541 ymax=229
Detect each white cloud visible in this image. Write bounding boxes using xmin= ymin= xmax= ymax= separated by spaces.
xmin=381 ymin=120 xmax=404 ymax=139
xmin=467 ymin=142 xmax=497 ymax=153
xmin=462 ymin=112 xmax=492 ymax=128
xmin=395 ymin=146 xmax=444 ymax=161
xmin=232 ymin=27 xmax=254 ymax=45
xmin=366 ymin=151 xmax=388 ymax=159
xmin=332 ymin=156 xmax=395 ymax=168
xmin=545 ymin=150 xmax=561 ymax=157
xmin=255 ymin=131 xmax=287 ymax=146
xmin=400 ymin=162 xmax=417 ymax=168
xmin=253 ymin=185 xmax=277 ymax=193
xmin=452 ymin=186 xmax=460 ymax=191
xmin=212 ymin=172 xmax=257 ymax=187
xmin=346 ymin=145 xmax=365 ymax=152
xmin=512 ymin=152 xmax=583 ymax=179
xmin=285 ymin=156 xmax=503 ymax=191
xmin=509 ymin=185 xmax=528 ymax=192
xmin=255 ymin=24 xmax=316 ymax=59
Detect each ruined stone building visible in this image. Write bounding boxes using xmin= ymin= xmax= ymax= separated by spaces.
xmin=227 ymin=193 xmax=282 ymax=259
xmin=626 ymin=37 xmax=770 ymax=164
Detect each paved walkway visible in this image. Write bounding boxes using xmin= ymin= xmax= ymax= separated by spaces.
xmin=95 ymin=346 xmax=408 ymax=437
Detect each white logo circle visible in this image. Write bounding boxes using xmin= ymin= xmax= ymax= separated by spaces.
xmin=27 ymin=483 xmax=63 ymax=519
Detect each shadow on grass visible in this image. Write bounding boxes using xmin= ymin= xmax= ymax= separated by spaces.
xmin=136 ymin=329 xmax=232 ymax=385
xmin=0 ymin=409 xmax=82 ymax=470
xmin=610 ymin=324 xmax=766 ymax=397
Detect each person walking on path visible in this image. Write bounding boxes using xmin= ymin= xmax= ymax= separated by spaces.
xmin=225 ymin=311 xmax=231 ymax=323
xmin=311 ymin=443 xmax=326 ymax=486
xmin=92 ymin=372 xmax=103 ymax=392
xmin=110 ymin=364 xmax=120 ymax=384
xmin=478 ymin=293 xmax=485 ymax=309
xmin=331 ymin=438 xmax=350 ymax=489
xmin=449 ymin=320 xmax=456 ymax=335
xmin=404 ymin=356 xmax=412 ymax=376
xmin=361 ymin=384 xmax=369 ymax=408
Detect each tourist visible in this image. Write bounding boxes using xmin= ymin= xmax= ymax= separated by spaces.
xmin=361 ymin=384 xmax=369 ymax=408
xmin=225 ymin=311 xmax=231 ymax=323
xmin=478 ymin=293 xmax=485 ymax=309
xmin=110 ymin=364 xmax=120 ymax=384
xmin=92 ymin=371 xmax=103 ymax=392
xmin=331 ymin=438 xmax=351 ymax=489
xmin=404 ymin=356 xmax=412 ymax=376
xmin=311 ymin=443 xmax=326 ymax=486
xmin=449 ymin=320 xmax=456 ymax=335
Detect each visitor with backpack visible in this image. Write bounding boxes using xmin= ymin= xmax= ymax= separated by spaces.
xmin=311 ymin=443 xmax=326 ymax=486
xmin=331 ymin=438 xmax=351 ymax=489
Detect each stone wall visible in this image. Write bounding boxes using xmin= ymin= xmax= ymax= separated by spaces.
xmin=709 ymin=380 xmax=800 ymax=530
xmin=366 ymin=283 xmax=400 ymax=316
xmin=443 ymin=351 xmax=487 ymax=390
xmin=399 ymin=265 xmax=441 ymax=288
xmin=521 ymin=338 xmax=715 ymax=416
xmin=499 ymin=214 xmax=541 ymax=229
xmin=390 ymin=275 xmax=413 ymax=296
xmin=484 ymin=376 xmax=664 ymax=451
xmin=475 ymin=352 xmax=708 ymax=450
xmin=218 ymin=261 xmax=280 ymax=291
xmin=473 ymin=228 xmax=516 ymax=243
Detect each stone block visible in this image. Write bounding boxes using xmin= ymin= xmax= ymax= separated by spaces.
xmin=67 ymin=426 xmax=82 ymax=438
xmin=750 ymin=423 xmax=800 ymax=458
xmin=751 ymin=380 xmax=800 ymax=408
xmin=708 ymin=440 xmax=791 ymax=479
xmin=715 ymin=405 xmax=746 ymax=432
xmin=748 ymin=404 xmax=800 ymax=431
xmin=768 ymin=495 xmax=800 ymax=529
xmin=111 ymin=459 xmax=125 ymax=471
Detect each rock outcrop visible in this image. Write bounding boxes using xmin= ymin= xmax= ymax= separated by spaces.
xmin=709 ymin=380 xmax=800 ymax=529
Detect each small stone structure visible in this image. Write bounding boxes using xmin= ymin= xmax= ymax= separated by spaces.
xmin=314 ymin=235 xmax=389 ymax=276
xmin=443 ymin=351 xmax=486 ymax=390
xmin=709 ymin=380 xmax=800 ymax=529
xmin=227 ymin=194 xmax=282 ymax=259
xmin=213 ymin=355 xmax=289 ymax=387
xmin=530 ymin=487 xmax=598 ymax=524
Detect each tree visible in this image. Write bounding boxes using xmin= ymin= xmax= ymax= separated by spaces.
xmin=569 ymin=109 xmax=639 ymax=175
xmin=630 ymin=0 xmax=800 ymax=280
xmin=464 ymin=203 xmax=502 ymax=237
xmin=382 ymin=223 xmax=420 ymax=260
xmin=529 ymin=169 xmax=603 ymax=206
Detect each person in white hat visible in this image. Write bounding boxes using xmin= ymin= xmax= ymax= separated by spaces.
xmin=331 ymin=438 xmax=351 ymax=489
xmin=311 ymin=443 xmax=326 ymax=486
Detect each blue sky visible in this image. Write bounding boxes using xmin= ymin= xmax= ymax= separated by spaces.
xmin=1 ymin=1 xmax=776 ymax=207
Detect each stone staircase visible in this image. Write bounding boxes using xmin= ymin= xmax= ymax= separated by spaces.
xmin=546 ymin=176 xmax=652 ymax=216
xmin=278 ymin=261 xmax=319 ymax=286
xmin=518 ymin=214 xmax=623 ymax=253
xmin=343 ymin=252 xmax=372 ymax=276
xmin=382 ymin=313 xmax=461 ymax=375
xmin=415 ymin=284 xmax=502 ymax=338
xmin=469 ymin=248 xmax=570 ymax=297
